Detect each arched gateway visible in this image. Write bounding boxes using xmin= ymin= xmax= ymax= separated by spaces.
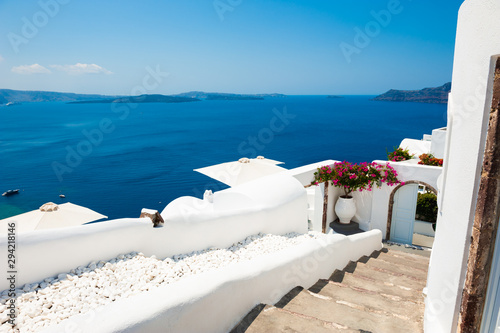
xmin=386 ymin=180 xmax=437 ymax=242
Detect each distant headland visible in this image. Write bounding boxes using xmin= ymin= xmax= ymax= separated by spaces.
xmin=68 ymin=95 xmax=200 ymax=104
xmin=372 ymin=82 xmax=451 ymax=104
xmin=174 ymin=91 xmax=285 ymax=100
xmin=0 ymin=89 xmax=286 ymax=105
xmin=0 ymin=89 xmax=112 ymax=104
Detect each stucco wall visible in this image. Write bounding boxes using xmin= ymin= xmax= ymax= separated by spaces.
xmin=290 ymin=159 xmax=442 ymax=235
xmin=424 ymin=1 xmax=500 ymax=332
xmin=369 ymin=160 xmax=442 ymax=238
xmin=287 ymin=160 xmax=336 ymax=187
xmin=430 ymin=128 xmax=447 ymax=159
xmin=0 ymin=174 xmax=308 ymax=291
xmin=288 ymin=160 xmax=375 ymax=231
xmin=288 ymin=160 xmax=340 ymax=231
xmin=44 ymin=230 xmax=383 ymax=333
xmin=414 ymin=220 xmax=435 ymax=238
xmin=400 ymin=138 xmax=431 ymax=157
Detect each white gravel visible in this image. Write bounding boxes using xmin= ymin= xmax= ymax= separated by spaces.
xmin=0 ymin=232 xmax=322 ymax=333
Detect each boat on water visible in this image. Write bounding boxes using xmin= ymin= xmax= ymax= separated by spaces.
xmin=5 ymin=102 xmax=21 ymax=107
xmin=59 ymin=194 xmax=65 ymax=198
xmin=2 ymin=189 xmax=20 ymax=196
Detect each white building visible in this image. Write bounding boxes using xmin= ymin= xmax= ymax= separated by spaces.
xmin=4 ymin=1 xmax=500 ymax=331
xmin=424 ymin=0 xmax=500 ymax=332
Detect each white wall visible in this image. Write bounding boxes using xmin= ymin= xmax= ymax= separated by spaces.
xmin=288 ymin=160 xmax=336 ymax=187
xmin=398 ymin=127 xmax=446 ymax=160
xmin=369 ymin=160 xmax=442 ymax=238
xmin=0 ymin=174 xmax=308 ymax=291
xmin=288 ymin=160 xmax=374 ymax=231
xmin=44 ymin=230 xmax=383 ymax=333
xmin=290 ymin=159 xmax=442 ymax=235
xmin=414 ymin=220 xmax=436 ymax=238
xmin=400 ymin=138 xmax=431 ymax=158
xmin=430 ymin=128 xmax=447 ymax=159
xmin=288 ymin=160 xmax=340 ymax=231
xmin=424 ymin=1 xmax=500 ymax=332
xmin=350 ymin=190 xmax=373 ymax=231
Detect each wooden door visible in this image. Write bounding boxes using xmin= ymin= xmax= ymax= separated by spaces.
xmin=390 ymin=184 xmax=418 ymax=244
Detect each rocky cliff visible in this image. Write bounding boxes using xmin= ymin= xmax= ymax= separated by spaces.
xmin=372 ymin=82 xmax=451 ymax=104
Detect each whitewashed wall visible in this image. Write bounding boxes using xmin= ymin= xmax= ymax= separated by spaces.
xmin=424 ymin=1 xmax=500 ymax=332
xmin=430 ymin=128 xmax=447 ymax=159
xmin=288 ymin=160 xmax=374 ymax=231
xmin=44 ymin=230 xmax=383 ymax=333
xmin=369 ymin=160 xmax=442 ymax=237
xmin=288 ymin=160 xmax=341 ymax=231
xmin=290 ymin=159 xmax=442 ymax=234
xmin=400 ymin=138 xmax=431 ymax=157
xmin=0 ymin=174 xmax=308 ymax=291
xmin=414 ymin=220 xmax=436 ymax=238
xmin=288 ymin=160 xmax=336 ymax=187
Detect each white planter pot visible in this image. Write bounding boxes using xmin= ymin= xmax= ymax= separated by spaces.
xmin=335 ymin=196 xmax=356 ymax=224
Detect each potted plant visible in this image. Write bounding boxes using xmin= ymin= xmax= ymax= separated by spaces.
xmin=387 ymin=147 xmax=414 ymax=162
xmin=418 ymin=153 xmax=443 ymax=166
xmin=311 ymin=161 xmax=403 ymax=227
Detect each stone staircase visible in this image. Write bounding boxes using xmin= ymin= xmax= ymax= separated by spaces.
xmin=231 ymin=247 xmax=429 ymax=333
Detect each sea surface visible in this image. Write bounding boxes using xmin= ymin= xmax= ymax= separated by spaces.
xmin=0 ymin=96 xmax=447 ymax=220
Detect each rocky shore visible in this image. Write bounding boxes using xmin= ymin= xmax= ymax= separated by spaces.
xmin=372 ymin=82 xmax=451 ymax=104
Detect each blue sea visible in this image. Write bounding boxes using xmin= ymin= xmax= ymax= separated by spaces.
xmin=0 ymin=96 xmax=447 ymax=220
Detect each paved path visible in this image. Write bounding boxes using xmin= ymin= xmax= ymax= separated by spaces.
xmin=231 ymin=247 xmax=429 ymax=332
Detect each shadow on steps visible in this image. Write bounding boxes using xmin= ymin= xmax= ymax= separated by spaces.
xmin=230 ymin=249 xmax=402 ymax=333
xmin=274 ymin=287 xmax=303 ymax=308
xmin=229 ymin=304 xmax=266 ymax=333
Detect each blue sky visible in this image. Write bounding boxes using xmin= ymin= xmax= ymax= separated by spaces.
xmin=0 ymin=0 xmax=464 ymax=95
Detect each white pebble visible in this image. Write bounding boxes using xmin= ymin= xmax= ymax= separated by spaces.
xmin=9 ymin=233 xmax=321 ymax=332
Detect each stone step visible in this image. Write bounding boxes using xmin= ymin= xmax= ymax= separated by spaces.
xmin=231 ymin=248 xmax=428 ymax=333
xmin=379 ymin=248 xmax=431 ymax=265
xmin=278 ymin=287 xmax=423 ymax=333
xmin=374 ymin=251 xmax=430 ymax=271
xmin=361 ymin=255 xmax=429 ymax=281
xmin=328 ymin=269 xmax=424 ymax=302
xmin=343 ymin=261 xmax=427 ymax=291
xmin=309 ymin=279 xmax=424 ymax=321
xmin=230 ymin=304 xmax=359 ymax=333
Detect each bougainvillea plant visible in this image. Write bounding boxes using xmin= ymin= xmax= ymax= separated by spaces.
xmin=387 ymin=147 xmax=414 ymax=162
xmin=418 ymin=153 xmax=443 ymax=166
xmin=311 ymin=161 xmax=404 ymax=198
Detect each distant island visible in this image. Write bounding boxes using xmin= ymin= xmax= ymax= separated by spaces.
xmin=174 ymin=91 xmax=285 ymax=100
xmin=0 ymin=89 xmax=286 ymax=105
xmin=372 ymin=82 xmax=451 ymax=104
xmin=0 ymin=89 xmax=113 ymax=103
xmin=68 ymin=94 xmax=200 ymax=104
xmin=206 ymin=94 xmax=263 ymax=101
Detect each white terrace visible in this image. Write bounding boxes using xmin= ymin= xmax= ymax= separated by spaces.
xmin=3 ymin=0 xmax=500 ymax=331
xmin=0 ymin=126 xmax=443 ymax=332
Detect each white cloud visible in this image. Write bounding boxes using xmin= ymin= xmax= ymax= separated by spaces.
xmin=0 ymin=55 xmax=4 ymax=62
xmin=11 ymin=64 xmax=51 ymax=74
xmin=50 ymin=63 xmax=113 ymax=75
